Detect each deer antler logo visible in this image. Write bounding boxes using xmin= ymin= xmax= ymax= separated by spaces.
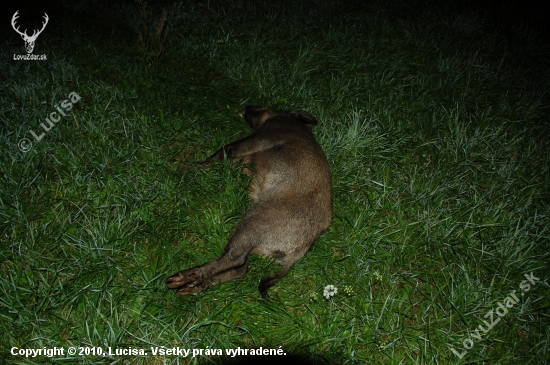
xmin=11 ymin=11 xmax=49 ymax=54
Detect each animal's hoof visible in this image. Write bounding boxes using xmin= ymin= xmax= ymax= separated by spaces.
xmin=259 ymin=279 xmax=273 ymax=299
xmin=175 ymin=285 xmax=203 ymax=296
xmin=177 ymin=161 xmax=213 ymax=174
xmin=177 ymin=164 xmax=191 ymax=174
xmin=166 ymin=269 xmax=206 ymax=295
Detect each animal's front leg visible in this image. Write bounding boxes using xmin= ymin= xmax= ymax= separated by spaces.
xmin=203 ymin=135 xmax=278 ymax=163
xmin=177 ymin=136 xmax=263 ymax=174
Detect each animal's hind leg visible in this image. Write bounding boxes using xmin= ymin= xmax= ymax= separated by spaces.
xmin=258 ymin=251 xmax=308 ymax=298
xmin=211 ymin=256 xmax=249 ymax=284
xmin=257 ymin=243 xmax=314 ymax=298
xmin=166 ymin=230 xmax=256 ymax=296
xmin=258 ymin=262 xmax=294 ymax=298
xmin=166 ymin=249 xmax=249 ymax=296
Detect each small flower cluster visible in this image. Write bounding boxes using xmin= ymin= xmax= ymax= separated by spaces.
xmin=372 ymin=270 xmax=383 ymax=282
xmin=323 ymin=285 xmax=338 ymax=299
xmin=343 ymin=285 xmax=354 ymax=297
xmin=309 ymin=292 xmax=319 ymax=302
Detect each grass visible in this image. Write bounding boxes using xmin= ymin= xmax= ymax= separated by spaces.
xmin=1 ymin=0 xmax=549 ymax=363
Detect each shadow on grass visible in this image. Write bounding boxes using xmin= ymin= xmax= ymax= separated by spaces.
xmin=219 ymin=352 xmax=331 ymax=365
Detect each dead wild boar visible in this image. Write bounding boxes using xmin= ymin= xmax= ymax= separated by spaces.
xmin=166 ymin=106 xmax=332 ymax=297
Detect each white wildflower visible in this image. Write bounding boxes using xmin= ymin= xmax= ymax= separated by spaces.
xmin=323 ymin=285 xmax=338 ymax=299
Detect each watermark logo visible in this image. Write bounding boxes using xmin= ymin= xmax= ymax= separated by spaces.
xmin=449 ymin=272 xmax=541 ymax=359
xmin=19 ymin=91 xmax=81 ymax=152
xmin=11 ymin=10 xmax=48 ymax=60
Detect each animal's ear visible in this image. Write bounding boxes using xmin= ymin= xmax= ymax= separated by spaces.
xmin=290 ymin=111 xmax=318 ymax=125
